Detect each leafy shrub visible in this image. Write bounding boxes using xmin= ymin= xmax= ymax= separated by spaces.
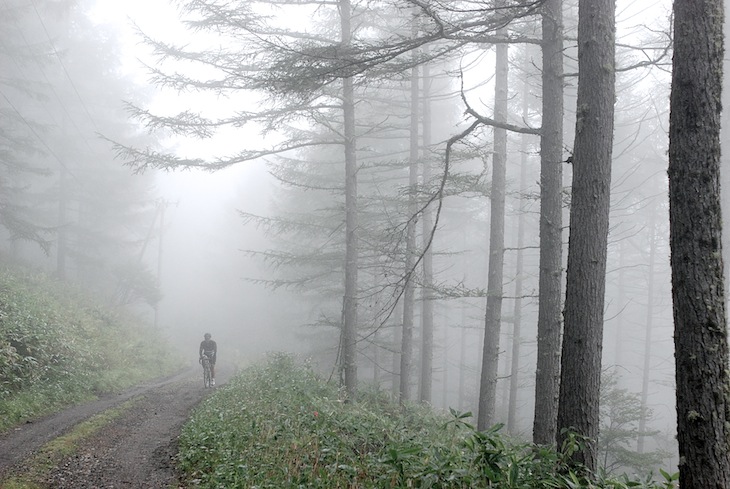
xmin=0 ymin=265 xmax=183 ymax=431
xmin=178 ymin=353 xmax=677 ymax=488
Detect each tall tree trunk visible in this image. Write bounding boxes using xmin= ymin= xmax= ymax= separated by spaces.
xmin=373 ymin=327 xmax=381 ymax=388
xmin=440 ymin=302 xmax=448 ymax=409
xmin=508 ymin=82 xmax=531 ymax=435
xmin=341 ymin=0 xmax=359 ymax=401
xmin=499 ymin=323 xmax=512 ymax=420
xmin=669 ymin=0 xmax=730 ymax=486
xmin=477 ymin=28 xmax=508 ymax=431
xmin=613 ymin=241 xmax=626 ymax=372
xmin=533 ymin=0 xmax=564 ymax=446
xmin=419 ymin=61 xmax=435 ymax=405
xmin=637 ymin=214 xmax=656 ymax=454
xmin=399 ymin=62 xmax=420 ymax=404
xmin=57 ymin=162 xmax=68 ymax=281
xmin=371 ymin=276 xmax=383 ymax=387
xmin=557 ymin=0 xmax=615 ymax=471
xmin=722 ymin=0 xmax=730 ymax=304
xmin=458 ymin=302 xmax=468 ymax=411
xmin=392 ymin=301 xmax=402 ymax=397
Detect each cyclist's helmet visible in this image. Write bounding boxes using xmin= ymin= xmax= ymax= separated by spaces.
xmin=204 ymin=333 xmax=211 ymax=339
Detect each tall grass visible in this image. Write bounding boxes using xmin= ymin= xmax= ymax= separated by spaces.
xmin=178 ymin=353 xmax=677 ymax=488
xmin=0 ymin=265 xmax=183 ymax=432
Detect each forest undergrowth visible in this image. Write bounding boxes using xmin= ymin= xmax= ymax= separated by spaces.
xmin=0 ymin=263 xmax=183 ymax=433
xmin=178 ymin=353 xmax=678 ymax=488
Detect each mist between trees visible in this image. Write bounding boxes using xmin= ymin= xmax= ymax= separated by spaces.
xmin=2 ymin=0 xmax=727 ymax=484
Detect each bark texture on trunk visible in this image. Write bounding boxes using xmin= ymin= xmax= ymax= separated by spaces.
xmin=637 ymin=217 xmax=656 ymax=454
xmin=557 ymin=0 xmax=615 ymax=471
xmin=478 ymin=27 xmax=508 ymax=431
xmin=722 ymin=0 xmax=730 ymax=302
xmin=533 ymin=0 xmax=564 ymax=446
xmin=420 ymin=62 xmax=434 ymax=405
xmin=400 ymin=62 xmax=420 ymax=404
xmin=341 ymin=0 xmax=359 ymax=401
xmin=669 ymin=0 xmax=730 ymax=486
xmin=508 ymin=75 xmax=531 ymax=435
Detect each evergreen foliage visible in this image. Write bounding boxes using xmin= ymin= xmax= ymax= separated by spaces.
xmin=0 ymin=0 xmax=160 ymax=306
xmin=598 ymin=374 xmax=671 ymax=476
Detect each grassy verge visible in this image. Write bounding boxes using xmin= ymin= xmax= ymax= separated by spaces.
xmin=0 ymin=265 xmax=184 ymax=433
xmin=0 ymin=362 xmax=180 ymax=433
xmin=178 ymin=353 xmax=677 ymax=488
xmin=0 ymin=397 xmax=141 ymax=489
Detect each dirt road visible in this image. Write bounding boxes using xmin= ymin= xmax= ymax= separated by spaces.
xmin=0 ymin=366 xmax=223 ymax=488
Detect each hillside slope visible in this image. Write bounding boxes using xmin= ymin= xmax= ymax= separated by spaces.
xmin=0 ymin=264 xmax=183 ymax=432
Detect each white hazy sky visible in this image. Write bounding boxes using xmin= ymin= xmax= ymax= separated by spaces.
xmin=89 ymin=0 xmax=270 ymax=210
xmin=86 ymin=0 xmax=280 ymax=359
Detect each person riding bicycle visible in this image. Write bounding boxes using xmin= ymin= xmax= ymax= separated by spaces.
xmin=199 ymin=333 xmax=217 ymax=386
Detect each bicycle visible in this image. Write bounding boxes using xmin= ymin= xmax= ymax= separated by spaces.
xmin=201 ymin=353 xmax=212 ymax=388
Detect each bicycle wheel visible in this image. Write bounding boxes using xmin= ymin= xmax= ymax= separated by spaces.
xmin=203 ymin=360 xmax=211 ymax=388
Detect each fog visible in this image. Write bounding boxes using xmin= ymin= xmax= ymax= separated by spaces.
xmin=1 ymin=0 xmax=687 ymax=477
xmin=154 ymin=166 xmax=299 ymax=363
xmin=84 ymin=0 xmax=315 ymax=362
xmin=141 ymin=0 xmax=677 ymax=465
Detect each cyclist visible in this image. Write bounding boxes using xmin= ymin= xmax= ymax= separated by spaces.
xmin=199 ymin=333 xmax=217 ymax=386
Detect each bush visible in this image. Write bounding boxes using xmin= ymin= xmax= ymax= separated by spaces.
xmin=178 ymin=353 xmax=677 ymax=488
xmin=0 ymin=265 xmax=183 ymax=431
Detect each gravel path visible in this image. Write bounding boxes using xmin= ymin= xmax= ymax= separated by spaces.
xmin=0 ymin=366 xmax=225 ymax=488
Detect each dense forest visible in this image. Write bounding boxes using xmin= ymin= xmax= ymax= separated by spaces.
xmin=0 ymin=0 xmax=728 ymax=485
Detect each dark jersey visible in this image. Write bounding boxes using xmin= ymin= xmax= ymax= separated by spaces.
xmin=199 ymin=339 xmax=217 ymax=363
